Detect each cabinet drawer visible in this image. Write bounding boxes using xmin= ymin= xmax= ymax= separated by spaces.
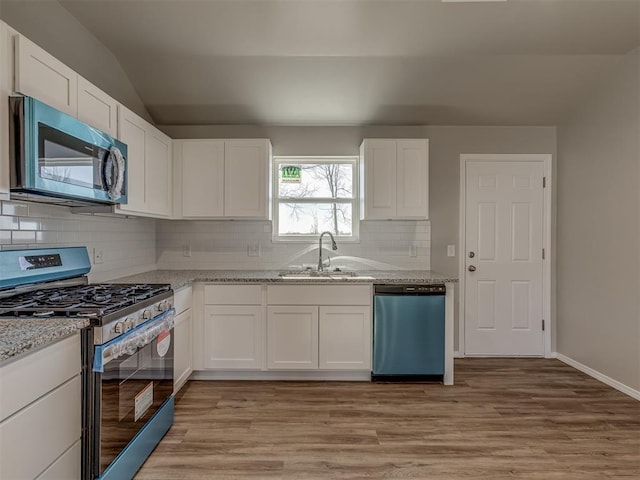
xmin=174 ymin=286 xmax=193 ymax=314
xmin=267 ymin=285 xmax=371 ymax=306
xmin=36 ymin=439 xmax=80 ymax=480
xmin=0 ymin=375 xmax=81 ymax=480
xmin=204 ymin=284 xmax=262 ymax=305
xmin=0 ymin=333 xmax=80 ymax=421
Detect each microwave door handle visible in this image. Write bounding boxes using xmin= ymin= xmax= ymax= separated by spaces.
xmin=105 ymin=146 xmax=125 ymax=201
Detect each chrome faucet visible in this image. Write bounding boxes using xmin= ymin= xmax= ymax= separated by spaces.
xmin=317 ymin=231 xmax=338 ymax=272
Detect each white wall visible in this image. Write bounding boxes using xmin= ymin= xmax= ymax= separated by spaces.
xmin=557 ymin=49 xmax=640 ymax=391
xmin=0 ymin=0 xmax=151 ymax=121
xmin=0 ymin=201 xmax=156 ymax=282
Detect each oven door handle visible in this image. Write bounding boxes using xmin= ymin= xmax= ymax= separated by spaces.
xmin=93 ymin=308 xmax=175 ymax=372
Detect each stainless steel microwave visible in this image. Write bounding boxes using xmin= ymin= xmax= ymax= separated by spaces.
xmin=9 ymin=96 xmax=128 ymax=206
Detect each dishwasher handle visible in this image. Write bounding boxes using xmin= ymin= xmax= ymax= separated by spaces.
xmin=374 ymin=284 xmax=446 ymax=295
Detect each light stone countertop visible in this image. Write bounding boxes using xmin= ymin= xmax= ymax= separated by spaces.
xmin=111 ymin=269 xmax=458 ymax=291
xmin=0 ymin=269 xmax=456 ymax=362
xmin=0 ymin=317 xmax=89 ymax=362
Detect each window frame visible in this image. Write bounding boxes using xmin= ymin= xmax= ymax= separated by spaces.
xmin=272 ymin=155 xmax=360 ymax=243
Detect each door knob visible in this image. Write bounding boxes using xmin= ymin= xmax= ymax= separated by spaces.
xmin=468 ymin=251 xmax=475 ymax=258
xmin=468 ymin=265 xmax=476 ymax=272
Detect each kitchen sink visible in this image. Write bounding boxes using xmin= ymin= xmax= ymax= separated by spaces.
xmin=278 ymin=270 xmax=375 ymax=281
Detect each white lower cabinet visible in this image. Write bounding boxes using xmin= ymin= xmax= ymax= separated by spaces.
xmin=204 ymin=305 xmax=263 ymax=369
xmin=36 ymin=440 xmax=81 ymax=480
xmin=193 ymin=283 xmax=372 ymax=377
xmin=267 ymin=306 xmax=319 ymax=369
xmin=174 ymin=308 xmax=193 ymax=392
xmin=200 ymin=285 xmax=264 ymax=370
xmin=266 ymin=285 xmax=372 ymax=372
xmin=173 ymin=286 xmax=193 ymax=393
xmin=0 ymin=334 xmax=81 ymax=480
xmin=319 ymin=306 xmax=371 ymax=370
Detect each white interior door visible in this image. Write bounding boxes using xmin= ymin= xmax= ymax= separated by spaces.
xmin=464 ymin=160 xmax=544 ymax=356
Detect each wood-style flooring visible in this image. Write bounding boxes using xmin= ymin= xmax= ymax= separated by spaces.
xmin=135 ymin=358 xmax=639 ymax=479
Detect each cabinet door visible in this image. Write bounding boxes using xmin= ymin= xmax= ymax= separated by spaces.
xmin=77 ymin=76 xmax=117 ymax=137
xmin=396 ymin=139 xmax=429 ymax=218
xmin=0 ymin=376 xmax=80 ymax=480
xmin=361 ymin=139 xmax=397 ymax=219
xmin=267 ymin=306 xmax=318 ymax=370
xmin=145 ymin=128 xmax=172 ymax=217
xmin=0 ymin=22 xmax=11 ymax=199
xmin=204 ymin=306 xmax=263 ymax=369
xmin=14 ymin=35 xmax=77 ymax=116
xmin=179 ymin=140 xmax=225 ymax=217
xmin=224 ymin=139 xmax=270 ymax=218
xmin=117 ymin=106 xmax=147 ymax=213
xmin=319 ymin=306 xmax=371 ymax=370
xmin=174 ymin=309 xmax=193 ymax=393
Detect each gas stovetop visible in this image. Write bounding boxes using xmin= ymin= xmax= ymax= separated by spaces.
xmin=0 ymin=283 xmax=172 ymax=321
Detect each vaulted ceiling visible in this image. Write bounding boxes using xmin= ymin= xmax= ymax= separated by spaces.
xmin=58 ymin=0 xmax=640 ymax=126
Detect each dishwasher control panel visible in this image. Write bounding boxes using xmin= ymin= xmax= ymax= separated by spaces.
xmin=374 ymin=284 xmax=446 ymax=295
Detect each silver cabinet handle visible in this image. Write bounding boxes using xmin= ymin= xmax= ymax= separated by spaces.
xmin=468 ymin=265 xmax=476 ymax=272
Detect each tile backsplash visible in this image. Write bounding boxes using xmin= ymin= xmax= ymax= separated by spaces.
xmin=0 ymin=199 xmax=430 ymax=279
xmin=0 ymin=200 xmax=157 ymax=282
xmin=156 ymin=220 xmax=430 ymax=271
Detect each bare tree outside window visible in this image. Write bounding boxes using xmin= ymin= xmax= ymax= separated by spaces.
xmin=275 ymin=158 xmax=357 ymax=240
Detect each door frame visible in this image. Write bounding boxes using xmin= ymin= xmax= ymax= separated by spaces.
xmin=458 ymin=154 xmax=553 ymax=357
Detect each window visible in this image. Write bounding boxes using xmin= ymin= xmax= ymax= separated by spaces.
xmin=273 ymin=156 xmax=358 ymax=241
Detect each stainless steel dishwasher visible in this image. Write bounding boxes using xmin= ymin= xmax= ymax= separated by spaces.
xmin=372 ymin=284 xmax=446 ymax=381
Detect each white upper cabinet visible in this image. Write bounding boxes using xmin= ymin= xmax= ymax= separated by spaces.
xmin=117 ymin=106 xmax=147 ymax=213
xmin=224 ymin=139 xmax=271 ymax=218
xmin=14 ymin=35 xmax=78 ymax=117
xmin=117 ymin=105 xmax=172 ymax=218
xmin=174 ymin=138 xmax=272 ymax=219
xmin=13 ymin=28 xmax=121 ymax=138
xmin=396 ymin=139 xmax=429 ymax=217
xmin=174 ymin=140 xmax=225 ymax=218
xmin=145 ymin=128 xmax=172 ymax=216
xmin=0 ymin=21 xmax=12 ymax=200
xmin=360 ymin=138 xmax=429 ymax=220
xmin=360 ymin=139 xmax=397 ymax=219
xmin=77 ymin=76 xmax=118 ymax=137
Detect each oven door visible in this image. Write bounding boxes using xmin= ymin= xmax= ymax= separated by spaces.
xmin=89 ymin=312 xmax=174 ymax=478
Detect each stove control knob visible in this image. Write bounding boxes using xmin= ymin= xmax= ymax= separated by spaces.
xmin=142 ymin=309 xmax=152 ymax=320
xmin=157 ymin=301 xmax=167 ymax=313
xmin=114 ymin=321 xmax=125 ymax=334
xmin=125 ymin=318 xmax=135 ymax=331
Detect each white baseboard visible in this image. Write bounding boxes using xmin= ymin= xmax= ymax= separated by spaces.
xmin=191 ymin=370 xmax=372 ymax=381
xmin=555 ymin=353 xmax=640 ymax=401
xmin=454 ymin=350 xmax=463 ymax=358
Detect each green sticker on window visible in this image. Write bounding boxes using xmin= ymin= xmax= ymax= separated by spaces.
xmin=281 ymin=165 xmax=301 ymax=183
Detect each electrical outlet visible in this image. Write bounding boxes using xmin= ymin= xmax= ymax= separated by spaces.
xmin=183 ymin=244 xmax=192 ymax=257
xmin=247 ymin=242 xmax=261 ymax=257
xmin=93 ymin=248 xmax=104 ymax=264
xmin=447 ymin=245 xmax=456 ymax=257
